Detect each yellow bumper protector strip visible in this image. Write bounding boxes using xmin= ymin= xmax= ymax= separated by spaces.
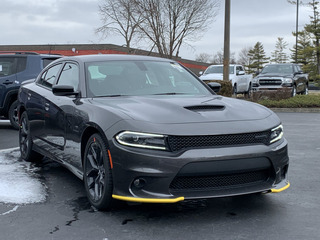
xmin=112 ymin=195 xmax=184 ymax=203
xmin=271 ymin=182 xmax=290 ymax=193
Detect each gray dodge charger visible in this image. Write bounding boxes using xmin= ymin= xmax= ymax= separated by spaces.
xmin=18 ymin=54 xmax=289 ymax=210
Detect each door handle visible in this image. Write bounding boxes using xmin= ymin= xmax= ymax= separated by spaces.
xmin=3 ymin=80 xmax=14 ymax=85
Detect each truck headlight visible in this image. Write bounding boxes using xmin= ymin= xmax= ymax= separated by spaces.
xmin=252 ymin=77 xmax=258 ymax=83
xmin=283 ymin=78 xmax=293 ymax=84
xmin=270 ymin=125 xmax=283 ymax=144
xmin=116 ymin=131 xmax=168 ymax=150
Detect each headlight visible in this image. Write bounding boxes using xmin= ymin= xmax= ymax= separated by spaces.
xmin=116 ymin=131 xmax=168 ymax=150
xmin=283 ymin=78 xmax=293 ymax=84
xmin=270 ymin=125 xmax=283 ymax=144
xmin=252 ymin=77 xmax=258 ymax=83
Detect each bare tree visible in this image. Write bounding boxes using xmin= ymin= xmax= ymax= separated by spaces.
xmin=96 ymin=0 xmax=143 ymax=53
xmin=195 ymin=53 xmax=212 ymax=63
xmin=132 ymin=0 xmax=220 ymax=58
xmin=238 ymin=47 xmax=252 ymax=70
xmin=212 ymin=49 xmax=235 ymax=64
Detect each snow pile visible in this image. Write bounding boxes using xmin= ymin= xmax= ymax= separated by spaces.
xmin=0 ymin=148 xmax=46 ymax=204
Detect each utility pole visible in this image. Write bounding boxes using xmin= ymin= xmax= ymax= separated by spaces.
xmin=223 ymin=0 xmax=231 ymax=81
xmin=295 ymin=0 xmax=299 ymax=63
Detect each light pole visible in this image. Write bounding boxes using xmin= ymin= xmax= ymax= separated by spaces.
xmin=223 ymin=0 xmax=230 ymax=81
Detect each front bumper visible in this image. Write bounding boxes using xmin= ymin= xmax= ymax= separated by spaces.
xmin=109 ymin=138 xmax=289 ymax=203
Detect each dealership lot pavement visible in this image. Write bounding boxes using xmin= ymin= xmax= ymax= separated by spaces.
xmin=0 ymin=113 xmax=319 ymax=240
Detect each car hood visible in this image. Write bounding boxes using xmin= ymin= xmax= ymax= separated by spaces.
xmin=257 ymin=73 xmax=293 ymax=78
xmin=199 ymin=73 xmax=228 ymax=81
xmin=90 ymin=95 xmax=272 ymax=124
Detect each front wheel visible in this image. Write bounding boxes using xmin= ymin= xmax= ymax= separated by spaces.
xmin=291 ymin=85 xmax=297 ymax=97
xmin=19 ymin=111 xmax=43 ymax=162
xmin=83 ymin=133 xmax=113 ymax=210
xmin=244 ymin=83 xmax=252 ymax=98
xmin=303 ymin=85 xmax=309 ymax=95
xmin=9 ymin=100 xmax=19 ymax=130
xmin=232 ymin=84 xmax=237 ymax=97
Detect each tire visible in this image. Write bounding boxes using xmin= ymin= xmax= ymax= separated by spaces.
xmin=303 ymin=85 xmax=309 ymax=95
xmin=9 ymin=100 xmax=19 ymax=130
xmin=244 ymin=83 xmax=252 ymax=98
xmin=19 ymin=111 xmax=43 ymax=162
xmin=232 ymin=84 xmax=237 ymax=97
xmin=291 ymin=85 xmax=297 ymax=97
xmin=83 ymin=133 xmax=114 ymax=210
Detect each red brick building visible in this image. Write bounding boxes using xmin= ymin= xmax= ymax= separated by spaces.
xmin=0 ymin=44 xmax=209 ymax=75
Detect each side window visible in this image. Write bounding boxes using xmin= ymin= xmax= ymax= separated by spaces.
xmin=38 ymin=63 xmax=62 ymax=89
xmin=16 ymin=58 xmax=27 ymax=73
xmin=56 ymin=63 xmax=79 ymax=90
xmin=0 ymin=57 xmax=17 ymax=77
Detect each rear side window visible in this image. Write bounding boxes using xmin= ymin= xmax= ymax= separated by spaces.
xmin=0 ymin=57 xmax=27 ymax=77
xmin=38 ymin=63 xmax=62 ymax=89
xmin=42 ymin=58 xmax=59 ymax=68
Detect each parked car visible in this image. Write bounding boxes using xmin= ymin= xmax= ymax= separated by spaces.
xmin=199 ymin=64 xmax=253 ymax=96
xmin=18 ymin=54 xmax=289 ymax=210
xmin=0 ymin=52 xmax=61 ymax=129
xmin=252 ymin=63 xmax=309 ymax=96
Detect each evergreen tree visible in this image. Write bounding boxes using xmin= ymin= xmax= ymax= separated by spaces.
xmin=247 ymin=42 xmax=270 ymax=73
xmin=304 ymin=0 xmax=320 ymax=80
xmin=271 ymin=37 xmax=289 ymax=63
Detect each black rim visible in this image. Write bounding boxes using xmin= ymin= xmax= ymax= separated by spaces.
xmin=12 ymin=106 xmax=19 ymax=126
xmin=85 ymin=141 xmax=106 ymax=202
xmin=19 ymin=115 xmax=29 ymax=156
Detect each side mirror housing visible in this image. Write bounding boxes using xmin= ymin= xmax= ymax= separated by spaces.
xmin=207 ymin=82 xmax=221 ymax=93
xmin=237 ymin=70 xmax=245 ymax=75
xmin=52 ymin=85 xmax=78 ymax=96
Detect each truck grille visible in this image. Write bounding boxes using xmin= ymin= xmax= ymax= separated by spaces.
xmin=259 ymin=79 xmax=282 ymax=86
xmin=167 ymin=131 xmax=271 ymax=152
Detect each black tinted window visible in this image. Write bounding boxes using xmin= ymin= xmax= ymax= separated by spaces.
xmin=0 ymin=57 xmax=16 ymax=76
xmin=42 ymin=58 xmax=59 ymax=68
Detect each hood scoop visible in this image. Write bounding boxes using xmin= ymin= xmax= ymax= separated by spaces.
xmin=185 ymin=105 xmax=225 ymax=112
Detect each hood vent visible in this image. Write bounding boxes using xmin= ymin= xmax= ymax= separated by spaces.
xmin=185 ymin=105 xmax=225 ymax=112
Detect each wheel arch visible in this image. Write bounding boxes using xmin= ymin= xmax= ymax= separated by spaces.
xmin=80 ymin=125 xmax=109 ymax=166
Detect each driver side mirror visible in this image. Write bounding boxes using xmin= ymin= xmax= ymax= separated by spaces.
xmin=52 ymin=85 xmax=79 ymax=96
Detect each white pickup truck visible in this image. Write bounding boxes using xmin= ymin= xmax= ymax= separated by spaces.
xmin=199 ymin=64 xmax=253 ymax=96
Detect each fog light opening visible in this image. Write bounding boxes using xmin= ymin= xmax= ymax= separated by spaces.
xmin=133 ymin=178 xmax=146 ymax=189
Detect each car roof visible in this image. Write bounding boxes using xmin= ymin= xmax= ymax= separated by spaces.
xmin=57 ymin=54 xmax=174 ymax=63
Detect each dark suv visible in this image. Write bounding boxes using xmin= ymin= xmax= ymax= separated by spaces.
xmin=0 ymin=52 xmax=60 ymax=129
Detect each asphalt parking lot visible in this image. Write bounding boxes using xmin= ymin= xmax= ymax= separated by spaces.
xmin=0 ymin=112 xmax=320 ymax=240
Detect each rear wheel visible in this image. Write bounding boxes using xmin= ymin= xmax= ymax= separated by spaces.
xmin=83 ymin=133 xmax=113 ymax=210
xmin=19 ymin=111 xmax=43 ymax=162
xmin=9 ymin=100 xmax=19 ymax=130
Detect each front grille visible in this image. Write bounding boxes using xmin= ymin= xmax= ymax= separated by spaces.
xmin=259 ymin=79 xmax=282 ymax=86
xmin=170 ymin=169 xmax=270 ymax=191
xmin=167 ymin=131 xmax=271 ymax=152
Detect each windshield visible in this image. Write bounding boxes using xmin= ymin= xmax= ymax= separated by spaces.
xmin=261 ymin=65 xmax=294 ymax=74
xmin=204 ymin=66 xmax=234 ymax=75
xmin=86 ymin=61 xmax=211 ymax=97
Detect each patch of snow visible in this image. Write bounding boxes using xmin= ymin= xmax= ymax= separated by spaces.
xmin=0 ymin=148 xmax=46 ymax=204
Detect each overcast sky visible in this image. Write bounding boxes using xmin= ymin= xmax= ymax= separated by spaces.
xmin=0 ymin=0 xmax=311 ymax=61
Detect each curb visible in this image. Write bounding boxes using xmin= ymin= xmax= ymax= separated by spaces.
xmin=270 ymin=108 xmax=320 ymax=113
